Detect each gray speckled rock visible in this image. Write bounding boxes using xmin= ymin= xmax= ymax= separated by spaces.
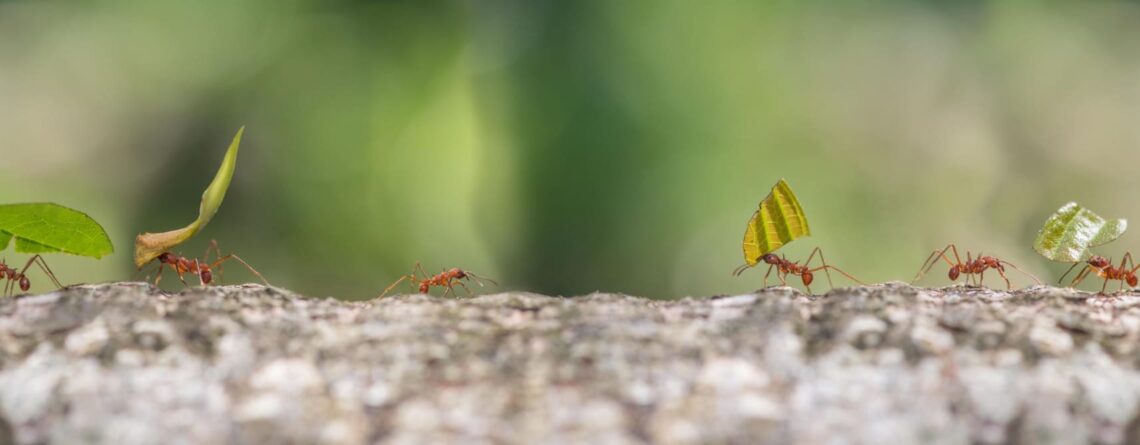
xmin=1 ymin=282 xmax=1140 ymax=444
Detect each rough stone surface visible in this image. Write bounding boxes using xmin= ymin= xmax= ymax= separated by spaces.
xmin=2 ymin=282 xmax=1140 ymax=444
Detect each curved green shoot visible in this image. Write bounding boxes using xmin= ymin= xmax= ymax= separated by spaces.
xmin=0 ymin=203 xmax=113 ymax=258
xmin=134 ymin=126 xmax=244 ymax=268
xmin=1034 ymin=202 xmax=1126 ymax=263
xmin=740 ymin=178 xmax=810 ymax=268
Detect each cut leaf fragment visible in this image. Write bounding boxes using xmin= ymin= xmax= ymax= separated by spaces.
xmin=741 ymin=178 xmax=811 ymax=267
xmin=134 ymin=126 xmax=244 ymax=268
xmin=0 ymin=203 xmax=113 ymax=258
xmin=1034 ymin=202 xmax=1126 ymax=263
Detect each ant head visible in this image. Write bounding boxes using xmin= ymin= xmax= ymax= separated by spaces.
xmin=761 ymin=253 xmax=780 ymax=265
xmin=948 ymin=265 xmax=961 ymax=281
xmin=200 ymin=268 xmax=213 ymax=285
xmin=801 ymin=271 xmax=814 ymax=286
xmin=18 ymin=276 xmax=29 ymax=292
xmin=158 ymin=252 xmax=177 ymax=264
xmin=1089 ymin=256 xmax=1110 ymax=268
xmin=449 ymin=268 xmax=467 ymax=279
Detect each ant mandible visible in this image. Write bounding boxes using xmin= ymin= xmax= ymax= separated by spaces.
xmin=1059 ymin=254 xmax=1139 ymax=294
xmin=0 ymin=255 xmax=62 ymax=296
xmin=733 ymin=247 xmax=865 ymax=294
xmin=912 ymin=244 xmax=1040 ymax=289
xmin=145 ymin=240 xmax=267 ymax=286
xmin=379 ymin=263 xmax=497 ymax=298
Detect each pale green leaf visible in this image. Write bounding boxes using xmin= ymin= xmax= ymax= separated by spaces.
xmin=1034 ymin=202 xmax=1127 ymax=262
xmin=134 ymin=126 xmax=244 ymax=267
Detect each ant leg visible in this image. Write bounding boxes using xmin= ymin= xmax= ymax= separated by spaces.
xmin=205 ymin=240 xmax=226 ymax=284
xmin=913 ymin=244 xmax=957 ymax=284
xmin=455 ymin=280 xmax=474 ymax=296
xmin=379 ymin=275 xmax=413 ymax=298
xmin=1058 ymin=263 xmax=1083 ymax=285
xmin=413 ymin=263 xmax=430 ymax=281
xmin=193 ymin=259 xmax=206 ymax=286
xmin=811 ymin=265 xmax=866 ymax=286
xmin=994 ymin=269 xmax=1011 ymax=290
xmin=154 ymin=262 xmax=166 ymax=287
xmin=19 ymin=255 xmax=62 ymax=289
xmin=964 ymin=251 xmax=977 ymax=287
xmin=762 ymin=264 xmax=776 ymax=287
xmin=997 ymin=260 xmax=1039 ymax=287
xmin=804 ymin=247 xmax=835 ymax=289
xmin=209 ymin=255 xmax=269 ymax=285
xmin=1071 ymin=265 xmax=1094 ymax=287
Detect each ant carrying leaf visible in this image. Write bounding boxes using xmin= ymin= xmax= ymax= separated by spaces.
xmin=1035 ymin=202 xmax=1134 ymax=294
xmin=135 ymin=127 xmax=268 ymax=287
xmin=379 ymin=263 xmax=497 ymax=298
xmin=0 ymin=202 xmax=113 ymax=295
xmin=732 ymin=178 xmax=863 ymax=293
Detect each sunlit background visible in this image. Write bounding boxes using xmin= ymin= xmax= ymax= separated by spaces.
xmin=2 ymin=1 xmax=1139 ymax=299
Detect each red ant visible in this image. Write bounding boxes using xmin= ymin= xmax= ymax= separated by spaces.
xmin=144 ymin=240 xmax=267 ymax=286
xmin=379 ymin=263 xmax=497 ymax=298
xmin=733 ymin=247 xmax=865 ymax=293
xmin=912 ymin=244 xmax=1040 ymax=289
xmin=1059 ymin=254 xmax=1139 ymax=294
xmin=0 ymin=255 xmax=62 ymax=296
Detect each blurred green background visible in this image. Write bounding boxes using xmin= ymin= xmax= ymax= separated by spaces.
xmin=2 ymin=1 xmax=1139 ymax=299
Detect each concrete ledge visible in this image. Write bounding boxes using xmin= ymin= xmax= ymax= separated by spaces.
xmin=1 ymin=282 xmax=1138 ymax=444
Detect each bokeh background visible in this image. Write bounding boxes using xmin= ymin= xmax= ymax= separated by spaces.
xmin=2 ymin=1 xmax=1139 ymax=299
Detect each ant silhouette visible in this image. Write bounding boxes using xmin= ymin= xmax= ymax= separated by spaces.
xmin=379 ymin=263 xmax=497 ymax=298
xmin=1059 ymin=254 xmax=1139 ymax=294
xmin=0 ymin=255 xmax=62 ymax=296
xmin=913 ymin=244 xmax=1040 ymax=289
xmin=142 ymin=240 xmax=267 ymax=286
xmin=733 ymin=247 xmax=864 ymax=294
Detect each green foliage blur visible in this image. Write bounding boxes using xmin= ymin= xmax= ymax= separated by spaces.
xmin=2 ymin=1 xmax=1140 ymax=299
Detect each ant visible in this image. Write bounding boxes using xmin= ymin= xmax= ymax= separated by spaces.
xmin=0 ymin=255 xmax=62 ymax=296
xmin=143 ymin=240 xmax=267 ymax=287
xmin=732 ymin=247 xmax=865 ymax=294
xmin=912 ymin=244 xmax=1040 ymax=289
xmin=1059 ymin=254 xmax=1139 ymax=294
xmin=379 ymin=263 xmax=497 ymax=298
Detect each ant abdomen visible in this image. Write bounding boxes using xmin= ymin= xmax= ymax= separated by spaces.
xmin=18 ymin=276 xmax=29 ymax=292
xmin=801 ymin=271 xmax=814 ymax=286
xmin=948 ymin=265 xmax=960 ymax=280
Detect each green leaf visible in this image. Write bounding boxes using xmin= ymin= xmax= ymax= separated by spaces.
xmin=1034 ymin=202 xmax=1127 ymax=262
xmin=740 ymin=178 xmax=811 ymax=267
xmin=134 ymin=126 xmax=244 ymax=267
xmin=0 ymin=203 xmax=114 ymax=258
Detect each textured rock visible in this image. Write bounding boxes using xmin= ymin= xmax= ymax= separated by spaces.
xmin=1 ymin=282 xmax=1140 ymax=444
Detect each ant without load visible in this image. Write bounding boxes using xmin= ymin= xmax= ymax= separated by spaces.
xmin=912 ymin=243 xmax=1040 ymax=289
xmin=379 ymin=263 xmax=497 ymax=298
